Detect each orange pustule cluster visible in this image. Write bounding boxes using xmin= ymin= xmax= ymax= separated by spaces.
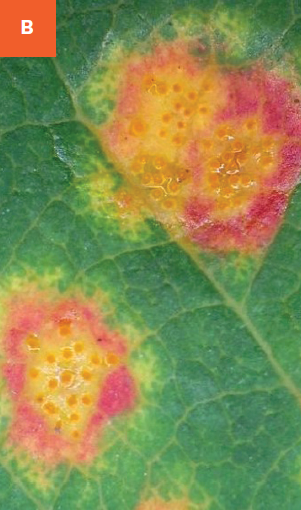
xmin=199 ymin=119 xmax=280 ymax=217
xmin=101 ymin=44 xmax=225 ymax=219
xmin=130 ymin=154 xmax=190 ymax=210
xmin=126 ymin=69 xmax=223 ymax=210
xmin=102 ymin=57 xmax=277 ymax=218
xmin=24 ymin=319 xmax=120 ymax=442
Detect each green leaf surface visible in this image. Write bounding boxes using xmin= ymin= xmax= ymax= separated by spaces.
xmin=2 ymin=1 xmax=301 ymax=509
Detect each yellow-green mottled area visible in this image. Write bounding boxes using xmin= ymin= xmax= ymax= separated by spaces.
xmin=1 ymin=1 xmax=301 ymax=509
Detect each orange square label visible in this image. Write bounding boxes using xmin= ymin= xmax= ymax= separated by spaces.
xmin=0 ymin=0 xmax=56 ymax=57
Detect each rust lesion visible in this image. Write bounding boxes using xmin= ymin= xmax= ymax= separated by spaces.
xmin=1 ymin=288 xmax=136 ymax=465
xmin=97 ymin=38 xmax=301 ymax=252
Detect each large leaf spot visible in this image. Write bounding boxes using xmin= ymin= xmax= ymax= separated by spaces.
xmin=2 ymin=290 xmax=136 ymax=465
xmin=99 ymin=39 xmax=301 ymax=252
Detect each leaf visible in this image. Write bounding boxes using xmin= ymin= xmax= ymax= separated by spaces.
xmin=1 ymin=1 xmax=301 ymax=509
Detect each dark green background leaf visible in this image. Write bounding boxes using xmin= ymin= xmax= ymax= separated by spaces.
xmin=1 ymin=1 xmax=301 ymax=509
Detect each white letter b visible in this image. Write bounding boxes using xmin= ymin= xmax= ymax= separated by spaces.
xmin=21 ymin=20 xmax=33 ymax=34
